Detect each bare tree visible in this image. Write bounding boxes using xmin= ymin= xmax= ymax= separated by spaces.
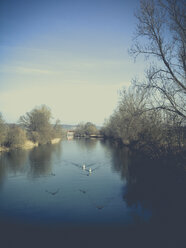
xmin=130 ymin=0 xmax=186 ymax=119
xmin=19 ymin=105 xmax=53 ymax=144
xmin=102 ymin=87 xmax=151 ymax=144
xmin=101 ymin=86 xmax=185 ymax=154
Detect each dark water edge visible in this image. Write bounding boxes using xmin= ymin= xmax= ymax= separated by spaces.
xmin=0 ymin=219 xmax=185 ymax=248
xmin=0 ymin=139 xmax=186 ymax=248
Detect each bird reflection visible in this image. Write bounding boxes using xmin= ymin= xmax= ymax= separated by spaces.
xmin=96 ymin=206 xmax=104 ymax=210
xmin=45 ymin=188 xmax=60 ymax=196
xmin=71 ymin=162 xmax=96 ymax=169
xmin=80 ymin=166 xmax=100 ymax=176
xmin=70 ymin=162 xmax=100 ymax=176
xmin=79 ymin=189 xmax=86 ymax=194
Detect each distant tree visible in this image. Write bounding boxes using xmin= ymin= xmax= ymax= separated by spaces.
xmin=130 ymin=0 xmax=186 ymax=119
xmin=19 ymin=105 xmax=53 ymax=144
xmin=74 ymin=123 xmax=86 ymax=136
xmin=75 ymin=122 xmax=98 ymax=136
xmin=0 ymin=113 xmax=7 ymax=146
xmin=84 ymin=122 xmax=98 ymax=135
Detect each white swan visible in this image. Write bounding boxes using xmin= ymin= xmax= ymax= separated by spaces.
xmin=82 ymin=164 xmax=86 ymax=170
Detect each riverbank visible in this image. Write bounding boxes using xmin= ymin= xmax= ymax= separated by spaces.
xmin=74 ymin=134 xmax=104 ymax=139
xmin=102 ymin=136 xmax=186 ymax=161
xmin=51 ymin=138 xmax=61 ymax=144
xmin=0 ymin=147 xmax=9 ymax=152
xmin=0 ymin=138 xmax=61 ymax=153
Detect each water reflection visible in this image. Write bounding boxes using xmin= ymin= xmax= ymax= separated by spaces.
xmin=28 ymin=143 xmax=61 ymax=178
xmin=0 ymin=150 xmax=28 ymax=188
xmin=100 ymin=140 xmax=130 ymax=180
xmin=75 ymin=138 xmax=97 ymax=151
xmin=0 ymin=155 xmax=7 ymax=189
xmin=6 ymin=150 xmax=28 ymax=174
xmin=0 ymin=139 xmax=185 ymax=247
xmin=100 ymin=140 xmax=186 ymax=246
xmin=123 ymin=153 xmax=186 ymax=246
xmin=111 ymin=147 xmax=130 ymax=180
xmin=0 ymin=142 xmax=62 ymax=183
xmin=124 ymin=154 xmax=186 ymax=209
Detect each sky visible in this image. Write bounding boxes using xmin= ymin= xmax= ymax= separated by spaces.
xmin=0 ymin=0 xmax=146 ymax=125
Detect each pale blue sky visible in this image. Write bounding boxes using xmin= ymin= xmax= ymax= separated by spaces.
xmin=0 ymin=0 xmax=146 ymax=125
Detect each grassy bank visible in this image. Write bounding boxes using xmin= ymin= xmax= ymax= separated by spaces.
xmin=0 ymin=138 xmax=61 ymax=153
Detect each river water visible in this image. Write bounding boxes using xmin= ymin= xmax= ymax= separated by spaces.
xmin=0 ymin=139 xmax=185 ymax=248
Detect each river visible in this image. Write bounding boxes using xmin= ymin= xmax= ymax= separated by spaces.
xmin=0 ymin=139 xmax=185 ymax=248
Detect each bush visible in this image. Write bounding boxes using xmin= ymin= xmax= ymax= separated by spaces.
xmin=5 ymin=126 xmax=27 ymax=148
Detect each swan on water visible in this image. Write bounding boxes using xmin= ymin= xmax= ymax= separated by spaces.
xmin=82 ymin=164 xmax=86 ymax=170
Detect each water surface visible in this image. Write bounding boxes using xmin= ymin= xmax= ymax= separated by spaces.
xmin=0 ymin=139 xmax=185 ymax=248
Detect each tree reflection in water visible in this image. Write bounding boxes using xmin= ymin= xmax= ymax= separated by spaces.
xmin=0 ymin=143 xmax=62 ymax=184
xmin=100 ymin=140 xmax=186 ymax=247
xmin=28 ymin=144 xmax=58 ymax=178
xmin=119 ymin=148 xmax=186 ymax=247
xmin=75 ymin=138 xmax=98 ymax=151
xmin=0 ymin=140 xmax=185 ymax=248
xmin=0 ymin=150 xmax=28 ymax=189
xmin=6 ymin=150 xmax=28 ymax=174
xmin=0 ymin=154 xmax=7 ymax=189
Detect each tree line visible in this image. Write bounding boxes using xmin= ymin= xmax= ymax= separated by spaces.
xmin=101 ymin=0 xmax=186 ymax=157
xmin=0 ymin=105 xmax=63 ymax=149
xmin=74 ymin=122 xmax=99 ymax=137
